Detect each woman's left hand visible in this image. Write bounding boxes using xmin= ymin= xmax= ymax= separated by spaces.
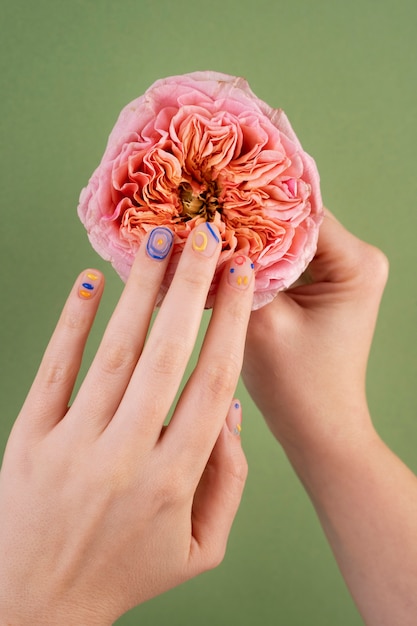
xmin=0 ymin=224 xmax=253 ymax=626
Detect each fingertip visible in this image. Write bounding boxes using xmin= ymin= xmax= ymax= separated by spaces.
xmin=226 ymin=398 xmax=243 ymax=438
xmin=76 ymin=269 xmax=105 ymax=301
xmin=223 ymin=254 xmax=255 ymax=294
xmin=143 ymin=226 xmax=174 ymax=262
xmin=190 ymin=221 xmax=221 ymax=259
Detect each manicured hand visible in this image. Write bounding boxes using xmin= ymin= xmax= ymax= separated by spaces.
xmin=0 ymin=224 xmax=254 ymax=626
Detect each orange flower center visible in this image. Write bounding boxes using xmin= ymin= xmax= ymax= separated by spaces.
xmin=178 ymin=180 xmax=221 ymax=221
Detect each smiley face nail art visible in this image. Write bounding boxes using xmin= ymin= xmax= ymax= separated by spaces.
xmin=146 ymin=227 xmax=174 ymax=260
xmin=78 ymin=271 xmax=101 ymax=299
xmin=228 ymin=255 xmax=254 ymax=290
xmin=191 ymin=222 xmax=220 ymax=258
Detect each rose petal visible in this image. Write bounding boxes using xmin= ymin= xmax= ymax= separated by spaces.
xmin=78 ymin=71 xmax=323 ymax=309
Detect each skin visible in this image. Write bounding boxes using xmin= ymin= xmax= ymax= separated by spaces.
xmin=0 ymin=227 xmax=254 ymax=625
xmin=2 ymin=209 xmax=415 ymax=625
xmin=243 ymin=209 xmax=417 ymax=626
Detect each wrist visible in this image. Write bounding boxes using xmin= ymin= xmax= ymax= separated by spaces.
xmin=0 ymin=602 xmax=114 ymax=626
xmin=278 ymin=405 xmax=379 ymax=492
xmin=266 ymin=397 xmax=375 ymax=471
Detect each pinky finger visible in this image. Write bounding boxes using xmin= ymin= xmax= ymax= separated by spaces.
xmin=189 ymin=400 xmax=247 ymax=573
xmin=18 ymin=269 xmax=104 ymax=435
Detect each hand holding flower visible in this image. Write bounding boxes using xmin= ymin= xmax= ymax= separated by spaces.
xmin=243 ymin=212 xmax=417 ymax=625
xmin=0 ymin=227 xmax=253 ymax=625
xmin=242 ymin=208 xmax=389 ymax=452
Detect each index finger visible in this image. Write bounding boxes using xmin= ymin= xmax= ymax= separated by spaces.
xmin=307 ymin=207 xmax=368 ymax=285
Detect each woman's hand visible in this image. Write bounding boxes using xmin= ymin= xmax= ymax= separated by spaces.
xmin=242 ymin=208 xmax=389 ymax=453
xmin=243 ymin=211 xmax=417 ymax=626
xmin=0 ymin=224 xmax=254 ymax=626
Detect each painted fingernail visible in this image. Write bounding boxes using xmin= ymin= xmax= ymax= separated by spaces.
xmin=226 ymin=399 xmax=242 ymax=436
xmin=78 ymin=271 xmax=101 ymax=300
xmin=146 ymin=227 xmax=174 ymax=260
xmin=191 ymin=222 xmax=220 ymax=258
xmin=227 ymin=255 xmax=254 ymax=290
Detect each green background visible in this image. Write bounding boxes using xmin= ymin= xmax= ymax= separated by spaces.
xmin=1 ymin=1 xmax=416 ymax=624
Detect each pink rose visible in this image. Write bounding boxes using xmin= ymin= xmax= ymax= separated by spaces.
xmin=78 ymin=71 xmax=323 ymax=309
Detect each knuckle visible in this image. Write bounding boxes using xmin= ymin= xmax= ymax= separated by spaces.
xmin=231 ymin=453 xmax=249 ymax=486
xmin=204 ymin=357 xmax=240 ymax=396
xmin=100 ymin=341 xmax=137 ymax=376
xmin=62 ymin=307 xmax=90 ymax=331
xmin=42 ymin=360 xmax=77 ymax=388
xmin=154 ymin=465 xmax=191 ymax=507
xmin=177 ymin=266 xmax=211 ymax=291
xmin=148 ymin=338 xmax=189 ymax=376
xmin=203 ymin=544 xmax=226 ymax=571
xmin=220 ymin=450 xmax=248 ymax=499
xmin=368 ymin=245 xmax=390 ymax=285
xmin=356 ymin=242 xmax=390 ymax=290
xmin=224 ymin=295 xmax=251 ymax=326
xmin=105 ymin=457 xmax=138 ymax=494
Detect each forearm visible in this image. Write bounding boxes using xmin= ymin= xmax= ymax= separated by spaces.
xmin=283 ymin=412 xmax=417 ymax=626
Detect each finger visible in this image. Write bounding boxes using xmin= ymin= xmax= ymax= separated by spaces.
xmin=189 ymin=401 xmax=247 ymax=573
xmin=161 ymin=254 xmax=254 ymax=476
xmin=70 ymin=227 xmax=174 ymax=430
xmin=17 ymin=269 xmax=104 ymax=435
xmin=306 ymin=207 xmax=374 ymax=284
xmin=107 ymin=222 xmax=222 ymax=446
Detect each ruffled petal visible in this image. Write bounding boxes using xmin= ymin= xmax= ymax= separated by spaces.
xmin=78 ymin=71 xmax=323 ymax=310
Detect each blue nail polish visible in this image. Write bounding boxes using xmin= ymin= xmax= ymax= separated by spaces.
xmin=146 ymin=227 xmax=174 ymax=260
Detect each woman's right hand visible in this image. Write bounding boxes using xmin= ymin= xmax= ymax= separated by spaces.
xmin=243 ymin=211 xmax=417 ymax=626
xmin=242 ymin=208 xmax=389 ymax=453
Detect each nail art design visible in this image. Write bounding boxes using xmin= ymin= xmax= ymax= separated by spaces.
xmin=191 ymin=222 xmax=220 ymax=258
xmin=146 ymin=227 xmax=174 ymax=260
xmin=234 ymin=423 xmax=242 ymax=436
xmin=228 ymin=255 xmax=254 ymax=290
xmin=78 ymin=271 xmax=100 ymax=299
xmin=226 ymin=399 xmax=242 ymax=436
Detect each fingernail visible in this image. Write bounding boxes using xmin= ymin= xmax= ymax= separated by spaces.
xmin=191 ymin=222 xmax=220 ymax=258
xmin=226 ymin=399 xmax=242 ymax=437
xmin=78 ymin=271 xmax=101 ymax=300
xmin=227 ymin=255 xmax=254 ymax=290
xmin=146 ymin=227 xmax=174 ymax=260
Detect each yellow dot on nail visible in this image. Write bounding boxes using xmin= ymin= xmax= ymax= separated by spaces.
xmin=87 ymin=273 xmax=98 ymax=280
xmin=243 ymin=275 xmax=248 ymax=285
xmin=157 ymin=238 xmax=163 ymax=246
xmin=80 ymin=290 xmax=92 ymax=298
xmin=237 ymin=276 xmax=242 ymax=285
xmin=236 ymin=423 xmax=242 ymax=432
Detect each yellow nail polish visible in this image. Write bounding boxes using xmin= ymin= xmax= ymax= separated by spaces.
xmin=227 ymin=255 xmax=254 ymax=290
xmin=78 ymin=270 xmax=101 ymax=300
xmin=191 ymin=222 xmax=220 ymax=258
